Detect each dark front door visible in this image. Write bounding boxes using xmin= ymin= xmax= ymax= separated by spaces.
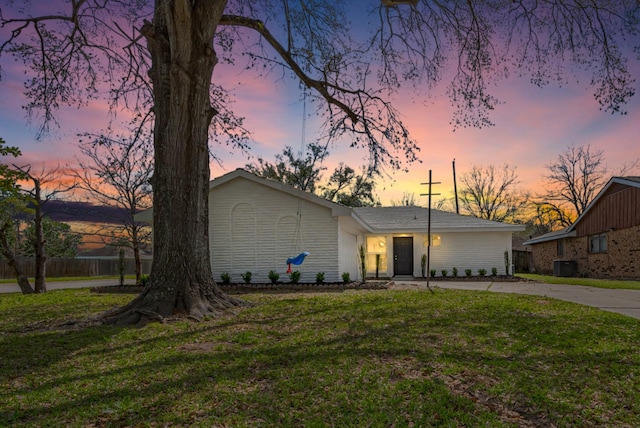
xmin=393 ymin=237 xmax=414 ymax=276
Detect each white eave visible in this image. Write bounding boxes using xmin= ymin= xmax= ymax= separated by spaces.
xmin=523 ymin=228 xmax=576 ymax=246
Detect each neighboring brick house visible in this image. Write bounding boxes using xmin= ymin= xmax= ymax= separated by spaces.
xmin=524 ymin=176 xmax=640 ymax=279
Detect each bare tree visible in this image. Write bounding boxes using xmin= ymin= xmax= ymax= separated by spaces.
xmin=12 ymin=164 xmax=77 ymax=293
xmin=459 ymin=164 xmax=529 ymax=223
xmin=390 ymin=192 xmax=418 ymax=207
xmin=1 ymin=1 xmax=638 ymax=324
xmin=74 ymin=124 xmax=153 ymax=284
xmin=539 ymin=144 xmax=639 ymax=228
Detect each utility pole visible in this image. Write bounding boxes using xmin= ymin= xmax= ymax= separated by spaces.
xmin=452 ymin=159 xmax=459 ymax=214
xmin=420 ymin=170 xmax=440 ymax=293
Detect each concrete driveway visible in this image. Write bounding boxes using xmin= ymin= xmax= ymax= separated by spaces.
xmin=390 ymin=280 xmax=640 ymax=320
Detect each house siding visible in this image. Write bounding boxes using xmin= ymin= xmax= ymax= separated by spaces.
xmin=415 ymin=231 xmax=513 ymax=276
xmin=338 ymin=226 xmax=359 ymax=281
xmin=372 ymin=231 xmax=513 ymax=277
xmin=209 ymin=177 xmax=341 ymax=283
xmin=575 ymin=185 xmax=640 ymax=235
xmin=138 ymin=170 xmax=523 ymax=284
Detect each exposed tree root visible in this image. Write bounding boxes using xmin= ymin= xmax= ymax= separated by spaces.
xmin=99 ymin=279 xmax=251 ymax=327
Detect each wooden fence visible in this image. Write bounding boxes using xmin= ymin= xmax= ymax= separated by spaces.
xmin=0 ymin=257 xmax=152 ymax=279
xmin=512 ymin=250 xmax=531 ymax=274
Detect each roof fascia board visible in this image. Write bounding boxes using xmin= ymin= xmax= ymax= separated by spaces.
xmin=568 ymin=176 xmax=640 ymax=232
xmin=523 ymin=230 xmax=576 ymax=245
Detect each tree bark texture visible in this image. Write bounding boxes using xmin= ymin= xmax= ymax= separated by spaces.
xmin=33 ymin=181 xmax=47 ymax=293
xmin=132 ymin=226 xmax=142 ymax=284
xmin=103 ymin=0 xmax=246 ymax=326
xmin=0 ymin=221 xmax=34 ymax=294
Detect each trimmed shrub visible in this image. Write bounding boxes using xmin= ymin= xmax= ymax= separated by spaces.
xmin=241 ymin=271 xmax=252 ymax=284
xmin=221 ymin=272 xmax=231 ymax=285
xmin=289 ymin=270 xmax=301 ymax=284
xmin=268 ymin=270 xmax=280 ymax=284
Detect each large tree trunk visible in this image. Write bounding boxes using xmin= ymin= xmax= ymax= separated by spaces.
xmin=33 ymin=183 xmax=47 ymax=293
xmin=131 ymin=225 xmax=142 ymax=284
xmin=103 ymin=0 xmax=245 ymax=326
xmin=0 ymin=221 xmax=34 ymax=294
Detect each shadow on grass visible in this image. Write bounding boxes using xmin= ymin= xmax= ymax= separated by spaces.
xmin=2 ymin=289 xmax=639 ymax=426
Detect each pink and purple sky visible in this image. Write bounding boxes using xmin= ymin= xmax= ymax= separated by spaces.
xmin=1 ymin=6 xmax=639 ymax=206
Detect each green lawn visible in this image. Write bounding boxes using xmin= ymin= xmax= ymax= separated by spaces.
xmin=1 ymin=288 xmax=639 ymax=427
xmin=516 ymin=273 xmax=640 ymax=290
xmin=0 ymin=275 xmax=137 ymax=284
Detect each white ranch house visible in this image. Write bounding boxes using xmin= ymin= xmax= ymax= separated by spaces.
xmin=137 ymin=169 xmax=524 ymax=283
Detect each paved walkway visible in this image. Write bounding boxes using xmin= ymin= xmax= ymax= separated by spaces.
xmin=2 ymin=278 xmax=640 ymax=320
xmin=0 ymin=279 xmax=134 ymax=294
xmin=390 ymin=280 xmax=640 ymax=320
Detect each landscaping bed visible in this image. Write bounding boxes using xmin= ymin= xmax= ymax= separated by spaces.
xmin=91 ymin=281 xmax=390 ymax=294
xmin=90 ymin=275 xmax=529 ymax=295
xmin=405 ymin=274 xmax=531 ymax=282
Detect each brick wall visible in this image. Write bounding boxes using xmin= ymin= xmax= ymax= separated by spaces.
xmin=530 ymin=226 xmax=640 ymax=279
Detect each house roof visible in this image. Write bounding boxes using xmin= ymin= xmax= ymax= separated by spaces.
xmin=211 ymin=169 xmax=352 ymax=217
xmin=136 ymin=169 xmax=526 ymax=234
xmin=523 ymin=176 xmax=640 ymax=246
xmin=353 ymin=206 xmax=525 ymax=233
xmin=566 ymin=176 xmax=640 ymax=234
xmin=521 ymin=227 xmax=576 ymax=245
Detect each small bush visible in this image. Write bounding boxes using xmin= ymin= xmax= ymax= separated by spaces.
xmin=268 ymin=270 xmax=279 ymax=284
xmin=491 ymin=267 xmax=498 ymax=276
xmin=138 ymin=274 xmax=150 ymax=287
xmin=342 ymin=272 xmax=351 ymax=283
xmin=316 ymin=272 xmax=325 ymax=283
xmin=465 ymin=269 xmax=472 ymax=277
xmin=478 ymin=269 xmax=487 ymax=277
xmin=430 ymin=269 xmax=436 ymax=278
xmin=220 ymin=272 xmax=231 ymax=285
xmin=452 ymin=267 xmax=458 ymax=277
xmin=241 ymin=271 xmax=252 ymax=284
xmin=441 ymin=269 xmax=448 ymax=277
xmin=421 ymin=254 xmax=427 ymax=277
xmin=289 ymin=270 xmax=301 ymax=284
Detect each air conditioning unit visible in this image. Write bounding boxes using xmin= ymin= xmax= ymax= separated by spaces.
xmin=553 ymin=260 xmax=577 ymax=277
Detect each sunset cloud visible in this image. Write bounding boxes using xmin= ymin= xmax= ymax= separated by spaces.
xmin=2 ymin=6 xmax=639 ymax=208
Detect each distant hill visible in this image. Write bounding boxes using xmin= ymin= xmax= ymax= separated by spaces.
xmin=41 ymin=200 xmax=143 ymax=225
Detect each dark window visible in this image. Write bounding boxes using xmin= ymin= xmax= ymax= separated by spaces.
xmin=589 ymin=234 xmax=607 ymax=253
xmin=557 ymin=240 xmax=564 ymax=257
